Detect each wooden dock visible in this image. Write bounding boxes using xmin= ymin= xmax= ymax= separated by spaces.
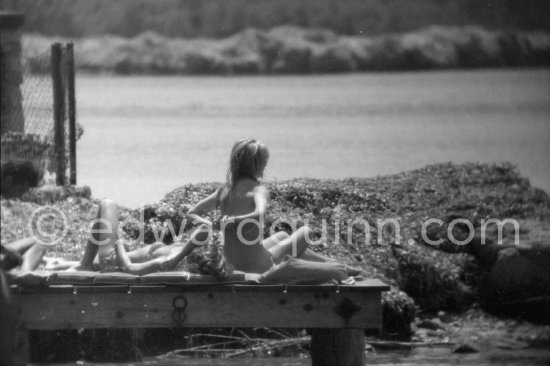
xmin=10 ymin=276 xmax=389 ymax=366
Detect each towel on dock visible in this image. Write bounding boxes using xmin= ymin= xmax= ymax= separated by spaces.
xmin=9 ymin=256 xmax=351 ymax=287
xmin=259 ymin=255 xmax=348 ymax=285
xmin=9 ymin=270 xmax=247 ymax=286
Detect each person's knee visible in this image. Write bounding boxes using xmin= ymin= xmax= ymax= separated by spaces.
xmin=99 ymin=198 xmax=118 ymax=212
xmin=121 ymin=263 xmax=138 ymax=275
xmin=114 ymin=239 xmax=126 ymax=248
xmin=294 ymin=226 xmax=316 ymax=253
xmin=95 ymin=199 xmax=119 ymax=234
xmin=99 ymin=198 xmax=118 ymax=207
xmin=298 ymin=226 xmax=314 ymax=242
xmin=277 ymin=231 xmax=291 ymax=240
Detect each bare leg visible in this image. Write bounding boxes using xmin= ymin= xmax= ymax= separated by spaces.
xmin=79 ymin=239 xmax=98 ymax=269
xmin=76 ymin=199 xmax=119 ymax=270
xmin=43 ymin=257 xmax=80 ymax=271
xmin=2 ymin=237 xmax=37 ymax=255
xmin=96 ymin=199 xmax=120 ymax=266
xmin=299 ymin=247 xmax=362 ymax=276
xmin=155 ymin=227 xmax=207 ymax=270
xmin=262 ymin=231 xmax=289 ymax=250
xmin=268 ymin=227 xmax=334 ymax=263
xmin=19 ymin=243 xmax=47 ymax=272
xmin=115 ymin=239 xmax=196 ymax=275
xmin=125 ymin=242 xmax=169 ymax=263
xmin=114 ymin=239 xmax=163 ymax=275
xmin=112 ymin=225 xmax=203 ymax=275
xmin=268 ymin=227 xmax=361 ymax=276
xmin=298 ymin=248 xmax=336 ymax=262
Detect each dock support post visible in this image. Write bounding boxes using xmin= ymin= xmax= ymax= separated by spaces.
xmin=310 ymin=328 xmax=365 ymax=366
xmin=13 ymin=315 xmax=28 ymax=366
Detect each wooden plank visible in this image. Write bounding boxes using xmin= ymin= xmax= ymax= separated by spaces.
xmin=13 ymin=289 xmax=382 ymax=330
xmin=11 ymin=278 xmax=389 ymax=294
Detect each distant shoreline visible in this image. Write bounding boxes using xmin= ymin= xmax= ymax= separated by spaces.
xmin=22 ymin=25 xmax=550 ymax=75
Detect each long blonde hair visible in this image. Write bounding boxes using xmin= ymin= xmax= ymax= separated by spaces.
xmin=226 ymin=138 xmax=269 ymax=188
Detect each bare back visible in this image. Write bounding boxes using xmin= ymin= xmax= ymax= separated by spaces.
xmin=218 ymin=179 xmax=258 ymax=217
xmin=218 ymin=179 xmax=273 ymax=274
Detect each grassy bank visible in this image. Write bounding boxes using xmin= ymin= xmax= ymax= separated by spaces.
xmin=2 ymin=162 xmax=549 ymax=360
xmin=23 ymin=25 xmax=550 ymax=75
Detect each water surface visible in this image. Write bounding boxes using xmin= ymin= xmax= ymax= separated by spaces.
xmin=45 ymin=347 xmax=550 ymax=365
xmin=72 ymin=69 xmax=550 ymax=208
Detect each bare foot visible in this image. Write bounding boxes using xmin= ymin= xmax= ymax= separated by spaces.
xmin=345 ymin=265 xmax=367 ymax=278
xmin=245 ymin=273 xmax=263 ymax=282
xmin=340 ymin=276 xmax=356 ymax=285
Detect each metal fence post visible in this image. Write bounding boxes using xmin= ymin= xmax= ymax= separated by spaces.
xmin=66 ymin=42 xmax=77 ymax=185
xmin=51 ymin=43 xmax=65 ymax=186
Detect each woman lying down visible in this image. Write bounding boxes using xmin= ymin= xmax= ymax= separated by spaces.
xmin=2 ymin=140 xmax=363 ymax=284
xmin=2 ymin=197 xmax=360 ymax=286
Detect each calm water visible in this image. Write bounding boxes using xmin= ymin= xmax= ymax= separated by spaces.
xmin=73 ymin=69 xmax=550 ymax=209
xmin=44 ymin=347 xmax=550 ymax=366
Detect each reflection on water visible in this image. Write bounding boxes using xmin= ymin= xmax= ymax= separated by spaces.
xmin=144 ymin=356 xmax=308 ymax=366
xmin=43 ymin=356 xmax=309 ymax=366
xmin=68 ymin=69 xmax=550 ymax=208
xmin=41 ymin=346 xmax=550 ymax=365
xmin=365 ymin=347 xmax=550 ymax=365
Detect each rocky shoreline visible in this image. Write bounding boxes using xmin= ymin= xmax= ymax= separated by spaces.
xmin=2 ymin=161 xmax=549 ymax=361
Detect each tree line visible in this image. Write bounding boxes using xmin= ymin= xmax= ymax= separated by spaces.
xmin=12 ymin=0 xmax=550 ymax=39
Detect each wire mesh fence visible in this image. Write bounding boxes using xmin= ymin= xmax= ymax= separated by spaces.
xmin=22 ymin=49 xmax=54 ymax=139
xmin=1 ymin=43 xmax=78 ymax=185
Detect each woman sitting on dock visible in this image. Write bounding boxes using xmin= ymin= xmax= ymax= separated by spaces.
xmin=175 ymin=138 xmax=359 ymax=280
xmin=65 ymin=138 xmax=359 ymax=280
xmin=2 ymin=146 xmax=358 ymax=280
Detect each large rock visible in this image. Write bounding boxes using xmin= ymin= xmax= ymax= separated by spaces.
xmin=391 ymin=244 xmax=480 ymax=311
xmin=381 ymin=287 xmax=416 ymax=336
xmin=422 ymin=214 xmax=550 ymax=322
xmin=480 ymin=247 xmax=550 ymax=323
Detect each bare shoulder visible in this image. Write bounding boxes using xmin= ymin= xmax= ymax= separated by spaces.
xmin=236 ymin=179 xmax=268 ymax=199
xmin=253 ymin=184 xmax=268 ymax=197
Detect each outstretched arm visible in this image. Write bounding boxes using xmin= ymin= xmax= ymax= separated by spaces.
xmin=186 ymin=190 xmax=218 ymax=227
xmin=1 ymin=240 xmax=47 ymax=273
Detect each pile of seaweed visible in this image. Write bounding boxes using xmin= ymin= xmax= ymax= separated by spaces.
xmin=23 ymin=25 xmax=550 ymax=75
xmin=2 ymin=162 xmax=549 ymax=361
xmin=159 ymin=162 xmax=549 ymax=331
